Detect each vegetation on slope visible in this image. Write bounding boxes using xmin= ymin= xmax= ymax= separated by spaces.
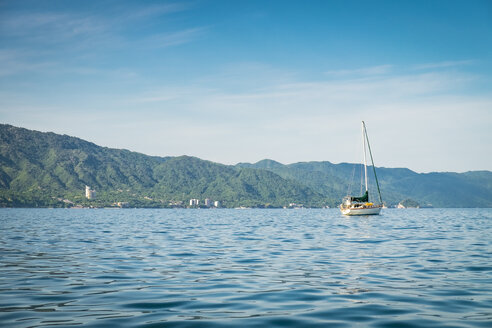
xmin=1 ymin=124 xmax=491 ymax=208
xmin=238 ymin=160 xmax=492 ymax=208
xmin=0 ymin=124 xmax=322 ymax=208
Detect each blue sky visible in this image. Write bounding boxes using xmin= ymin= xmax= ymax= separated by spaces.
xmin=1 ymin=0 xmax=491 ymax=172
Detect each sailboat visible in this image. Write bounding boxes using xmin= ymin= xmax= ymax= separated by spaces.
xmin=339 ymin=121 xmax=383 ymax=216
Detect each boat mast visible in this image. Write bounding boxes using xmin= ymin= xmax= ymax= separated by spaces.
xmin=362 ymin=121 xmax=368 ymax=192
xmin=362 ymin=121 xmax=383 ymax=204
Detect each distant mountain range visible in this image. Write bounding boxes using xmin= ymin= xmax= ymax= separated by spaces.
xmin=1 ymin=124 xmax=491 ymax=208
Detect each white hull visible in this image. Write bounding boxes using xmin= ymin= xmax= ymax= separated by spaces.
xmin=340 ymin=206 xmax=381 ymax=216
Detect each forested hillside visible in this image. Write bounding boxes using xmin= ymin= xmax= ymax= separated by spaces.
xmin=0 ymin=124 xmax=322 ymax=207
xmin=237 ymin=160 xmax=492 ymax=207
xmin=1 ymin=124 xmax=491 ymax=208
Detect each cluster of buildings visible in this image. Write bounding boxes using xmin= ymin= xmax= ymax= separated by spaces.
xmin=189 ymin=198 xmax=221 ymax=208
xmin=83 ymin=185 xmax=223 ymax=208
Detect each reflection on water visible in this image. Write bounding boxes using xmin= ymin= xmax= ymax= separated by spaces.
xmin=1 ymin=208 xmax=491 ymax=327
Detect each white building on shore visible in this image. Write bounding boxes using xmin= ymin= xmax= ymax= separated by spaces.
xmin=85 ymin=186 xmax=96 ymax=199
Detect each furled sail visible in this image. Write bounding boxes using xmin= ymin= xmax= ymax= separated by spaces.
xmin=350 ymin=190 xmax=369 ymax=203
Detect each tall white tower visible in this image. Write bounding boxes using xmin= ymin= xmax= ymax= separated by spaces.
xmin=85 ymin=186 xmax=94 ymax=199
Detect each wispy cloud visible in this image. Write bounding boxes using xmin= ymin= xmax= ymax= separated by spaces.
xmin=0 ymin=12 xmax=107 ymax=42
xmin=0 ymin=49 xmax=58 ymax=77
xmin=93 ymin=62 xmax=490 ymax=171
xmin=0 ymin=2 xmax=193 ymax=41
xmin=188 ymin=70 xmax=475 ymax=119
xmin=2 ymin=62 xmax=490 ymax=172
xmin=0 ymin=3 xmax=206 ymax=78
xmin=122 ymin=2 xmax=192 ymax=20
xmin=414 ymin=60 xmax=474 ymax=70
xmin=325 ymin=65 xmax=393 ymax=77
xmin=0 ymin=1 xmax=203 ymax=51
xmin=144 ymin=27 xmax=208 ymax=48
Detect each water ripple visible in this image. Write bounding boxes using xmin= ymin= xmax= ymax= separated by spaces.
xmin=0 ymin=208 xmax=491 ymax=327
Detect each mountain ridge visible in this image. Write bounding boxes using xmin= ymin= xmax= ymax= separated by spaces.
xmin=1 ymin=123 xmax=491 ymax=208
xmin=0 ymin=124 xmax=323 ymax=207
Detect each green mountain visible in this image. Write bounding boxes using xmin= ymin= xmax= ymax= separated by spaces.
xmin=0 ymin=124 xmax=322 ymax=207
xmin=237 ymin=160 xmax=492 ymax=208
xmin=1 ymin=123 xmax=491 ymax=208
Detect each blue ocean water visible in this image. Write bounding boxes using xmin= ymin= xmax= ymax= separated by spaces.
xmin=0 ymin=208 xmax=491 ymax=327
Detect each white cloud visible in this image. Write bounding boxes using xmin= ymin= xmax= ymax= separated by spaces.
xmin=116 ymin=65 xmax=491 ymax=172
xmin=1 ymin=61 xmax=490 ymax=173
xmin=413 ymin=60 xmax=474 ymax=70
xmin=0 ymin=3 xmax=204 ymax=58
xmin=0 ymin=12 xmax=107 ymax=41
xmin=122 ymin=2 xmax=192 ymax=20
xmin=325 ymin=65 xmax=393 ymax=77
xmin=144 ymin=27 xmax=208 ymax=48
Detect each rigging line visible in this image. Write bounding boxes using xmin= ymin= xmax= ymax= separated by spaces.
xmin=359 ymin=125 xmax=364 ymax=196
xmin=359 ymin=161 xmax=363 ymax=196
xmin=362 ymin=121 xmax=368 ymax=192
xmin=362 ymin=121 xmax=383 ymax=204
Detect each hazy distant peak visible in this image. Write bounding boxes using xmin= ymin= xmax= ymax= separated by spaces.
xmin=253 ymin=159 xmax=285 ymax=168
xmin=235 ymin=159 xmax=285 ymax=169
